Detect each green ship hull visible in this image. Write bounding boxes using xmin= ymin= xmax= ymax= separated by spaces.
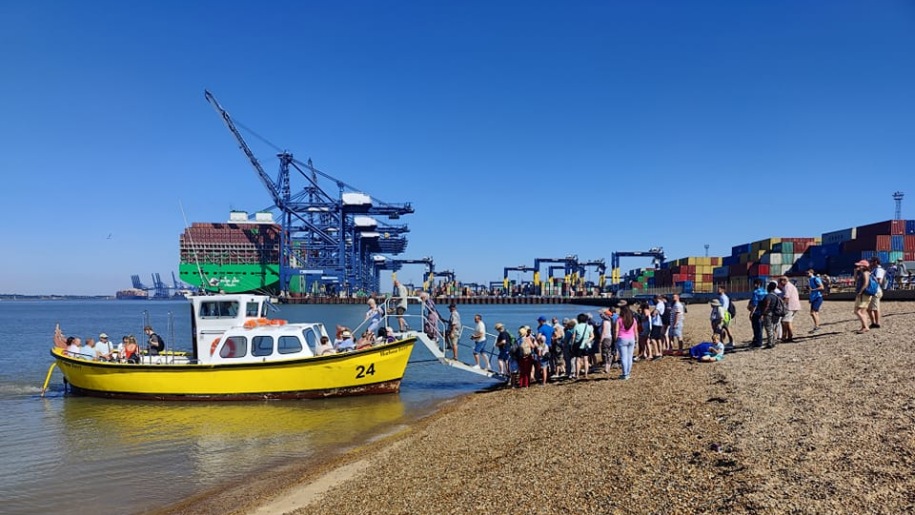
xmin=179 ymin=263 xmax=281 ymax=294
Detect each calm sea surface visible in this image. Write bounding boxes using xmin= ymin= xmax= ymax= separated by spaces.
xmin=0 ymin=299 xmax=595 ymax=514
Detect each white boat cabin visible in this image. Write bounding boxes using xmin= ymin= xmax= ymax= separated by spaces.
xmin=191 ymin=294 xmax=327 ymax=365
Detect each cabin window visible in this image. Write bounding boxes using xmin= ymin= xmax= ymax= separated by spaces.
xmin=252 ymin=336 xmax=274 ymax=357
xmin=246 ymin=302 xmax=260 ymax=317
xmin=219 ymin=336 xmax=247 ymax=359
xmin=278 ymin=336 xmax=302 ymax=354
xmin=301 ymin=329 xmax=320 ymax=354
xmin=200 ymin=301 xmax=240 ymax=318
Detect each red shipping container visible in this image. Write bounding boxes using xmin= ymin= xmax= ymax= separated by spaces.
xmin=905 ymin=251 xmax=915 ymax=261
xmin=891 ymin=220 xmax=905 ymax=235
xmin=876 ymin=235 xmax=892 ymax=251
xmin=905 ymin=236 xmax=915 ymax=253
xmin=703 ymin=274 xmax=713 ymax=282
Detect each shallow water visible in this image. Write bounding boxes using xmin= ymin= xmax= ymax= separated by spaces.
xmin=0 ymin=299 xmax=592 ymax=514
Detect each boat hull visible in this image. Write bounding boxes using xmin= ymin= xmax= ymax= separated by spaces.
xmin=51 ymin=338 xmax=415 ymax=401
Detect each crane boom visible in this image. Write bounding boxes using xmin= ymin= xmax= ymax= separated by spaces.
xmin=204 ymin=90 xmax=283 ymax=206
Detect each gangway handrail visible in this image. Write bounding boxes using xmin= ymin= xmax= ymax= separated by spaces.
xmin=350 ymin=296 xmax=502 ymax=375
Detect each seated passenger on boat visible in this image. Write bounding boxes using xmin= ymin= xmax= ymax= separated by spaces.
xmin=95 ymin=333 xmax=115 ymax=361
xmin=316 ymin=336 xmax=336 ymax=356
xmin=65 ymin=337 xmax=82 ymax=357
xmin=356 ymin=330 xmax=375 ymax=350
xmin=121 ymin=335 xmax=140 ymax=364
xmin=334 ymin=329 xmax=355 ymax=352
xmin=81 ymin=338 xmax=98 ymax=360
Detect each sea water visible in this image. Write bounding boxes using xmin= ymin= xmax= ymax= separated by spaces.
xmin=0 ymin=299 xmax=595 ymax=514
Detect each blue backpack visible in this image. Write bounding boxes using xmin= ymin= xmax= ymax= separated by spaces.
xmin=865 ymin=274 xmax=880 ymax=296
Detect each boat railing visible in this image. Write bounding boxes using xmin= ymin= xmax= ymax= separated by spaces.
xmin=351 ymin=296 xmax=499 ymax=370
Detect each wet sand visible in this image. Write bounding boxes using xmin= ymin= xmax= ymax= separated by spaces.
xmin=162 ymin=299 xmax=915 ymax=514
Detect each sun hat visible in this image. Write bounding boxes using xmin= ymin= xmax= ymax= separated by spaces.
xmin=855 ymin=259 xmax=870 ymax=268
xmin=494 ymin=322 xmax=504 ymax=330
xmin=341 ymin=330 xmax=352 ymax=339
xmin=99 ymin=333 xmax=108 ymax=338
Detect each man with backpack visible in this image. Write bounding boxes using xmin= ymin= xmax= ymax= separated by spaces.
xmin=867 ymin=257 xmax=885 ymax=329
xmin=748 ymin=279 xmax=767 ymax=348
xmin=853 ymin=260 xmax=878 ymax=333
xmin=760 ymin=282 xmax=786 ymax=349
xmin=144 ymin=325 xmax=166 ymax=356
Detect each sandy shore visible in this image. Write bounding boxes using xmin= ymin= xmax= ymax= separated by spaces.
xmin=162 ymin=299 xmax=915 ymax=514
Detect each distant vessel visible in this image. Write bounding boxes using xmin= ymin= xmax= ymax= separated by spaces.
xmin=115 ymin=288 xmax=149 ymax=300
xmin=178 ymin=211 xmax=286 ymax=294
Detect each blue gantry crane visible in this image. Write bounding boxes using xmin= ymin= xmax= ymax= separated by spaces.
xmin=373 ymin=256 xmax=435 ymax=293
xmin=610 ymin=247 xmax=665 ymax=291
xmin=205 ymin=91 xmax=414 ymax=295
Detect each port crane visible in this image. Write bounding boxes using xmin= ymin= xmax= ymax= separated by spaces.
xmin=374 ymin=257 xmax=435 ymax=292
xmin=610 ymin=247 xmax=665 ymax=291
xmin=577 ymin=259 xmax=607 ymax=290
xmin=503 ymin=265 xmax=537 ymax=295
xmin=532 ymin=256 xmax=578 ymax=294
xmin=205 ymin=91 xmax=414 ymax=296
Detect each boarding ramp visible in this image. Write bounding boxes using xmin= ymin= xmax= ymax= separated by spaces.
xmin=350 ymin=296 xmax=506 ymax=380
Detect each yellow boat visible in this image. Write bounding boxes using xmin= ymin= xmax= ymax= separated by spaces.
xmin=48 ymin=294 xmax=416 ymax=400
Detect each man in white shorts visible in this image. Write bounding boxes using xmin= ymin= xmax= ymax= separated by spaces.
xmin=777 ymin=276 xmax=800 ymax=343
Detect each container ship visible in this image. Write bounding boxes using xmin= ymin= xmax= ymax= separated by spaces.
xmin=178 ymin=211 xmax=285 ymax=294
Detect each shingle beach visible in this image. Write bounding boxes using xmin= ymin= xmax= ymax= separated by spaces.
xmin=163 ymin=300 xmax=915 ymax=515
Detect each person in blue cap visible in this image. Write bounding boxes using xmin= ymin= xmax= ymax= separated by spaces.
xmin=536 ymin=315 xmax=553 ymax=355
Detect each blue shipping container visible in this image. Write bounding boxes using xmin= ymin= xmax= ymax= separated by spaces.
xmin=732 ymin=243 xmax=751 ymax=256
xmin=822 ymin=243 xmax=842 ymax=256
xmin=907 ymin=220 xmax=915 ymax=235
xmin=891 ymin=235 xmax=904 ymax=251
xmin=878 ymin=251 xmax=890 ymax=263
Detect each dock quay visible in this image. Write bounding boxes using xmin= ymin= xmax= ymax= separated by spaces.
xmin=280 ymin=288 xmax=915 ymax=306
xmin=281 ymin=296 xmax=576 ymax=305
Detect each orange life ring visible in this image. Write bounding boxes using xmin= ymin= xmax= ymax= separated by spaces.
xmin=270 ymin=319 xmax=286 ymax=326
xmin=243 ymin=319 xmax=257 ymax=329
xmin=210 ymin=337 xmax=237 ymax=357
xmin=257 ymin=318 xmax=270 ymax=326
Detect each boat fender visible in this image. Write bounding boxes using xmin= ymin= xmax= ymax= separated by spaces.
xmin=209 ymin=338 xmax=221 ymax=356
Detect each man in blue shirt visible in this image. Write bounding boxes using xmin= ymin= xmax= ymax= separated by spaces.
xmin=807 ymin=269 xmax=825 ymax=332
xmin=747 ymin=279 xmax=767 ymax=347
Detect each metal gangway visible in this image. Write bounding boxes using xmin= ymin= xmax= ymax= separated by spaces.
xmin=349 ymin=295 xmax=506 ymax=380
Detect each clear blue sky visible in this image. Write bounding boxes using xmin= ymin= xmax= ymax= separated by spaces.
xmin=1 ymin=1 xmax=913 ymax=295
